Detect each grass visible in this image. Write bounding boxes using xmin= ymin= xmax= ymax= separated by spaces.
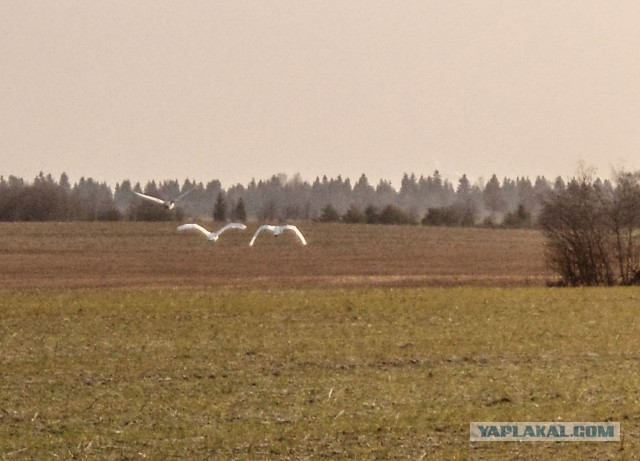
xmin=2 ymin=286 xmax=639 ymax=459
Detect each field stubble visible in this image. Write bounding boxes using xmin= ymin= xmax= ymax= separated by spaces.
xmin=0 ymin=222 xmax=550 ymax=289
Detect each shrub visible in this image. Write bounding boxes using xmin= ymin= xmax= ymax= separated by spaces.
xmin=422 ymin=203 xmax=476 ymax=227
xmin=319 ymin=204 xmax=340 ymax=222
xmin=503 ymin=204 xmax=532 ymax=228
xmin=342 ymin=206 xmax=366 ymax=224
xmin=539 ymin=172 xmax=640 ymax=286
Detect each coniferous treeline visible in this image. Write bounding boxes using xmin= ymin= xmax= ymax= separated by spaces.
xmin=0 ymin=170 xmax=572 ymax=226
xmin=0 ymin=173 xmax=118 ymax=221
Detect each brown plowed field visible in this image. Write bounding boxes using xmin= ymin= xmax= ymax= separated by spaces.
xmin=0 ymin=222 xmax=551 ymax=289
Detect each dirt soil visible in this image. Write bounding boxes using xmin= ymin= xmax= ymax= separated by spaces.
xmin=0 ymin=222 xmax=551 ymax=289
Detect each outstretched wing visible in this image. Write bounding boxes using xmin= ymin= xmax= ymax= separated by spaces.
xmin=283 ymin=225 xmax=307 ymax=245
xmin=216 ymin=222 xmax=247 ymax=236
xmin=134 ymin=191 xmax=166 ymax=205
xmin=249 ymin=225 xmax=273 ymax=246
xmin=177 ymin=223 xmax=211 ymax=238
xmin=175 ymin=188 xmax=194 ymax=202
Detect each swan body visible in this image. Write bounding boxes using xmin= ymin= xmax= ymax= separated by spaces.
xmin=177 ymin=222 xmax=247 ymax=241
xmin=249 ymin=224 xmax=307 ymax=246
xmin=134 ymin=189 xmax=193 ymax=210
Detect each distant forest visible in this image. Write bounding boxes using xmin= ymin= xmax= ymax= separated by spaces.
xmin=0 ymin=170 xmax=585 ymax=227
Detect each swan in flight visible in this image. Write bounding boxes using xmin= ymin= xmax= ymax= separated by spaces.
xmin=134 ymin=189 xmax=193 ymax=210
xmin=249 ymin=224 xmax=307 ymax=246
xmin=177 ymin=223 xmax=247 ymax=241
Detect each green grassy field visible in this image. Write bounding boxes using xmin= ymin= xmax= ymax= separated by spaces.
xmin=2 ymin=286 xmax=639 ymax=459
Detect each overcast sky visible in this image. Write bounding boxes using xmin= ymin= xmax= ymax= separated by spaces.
xmin=2 ymin=1 xmax=639 ymax=188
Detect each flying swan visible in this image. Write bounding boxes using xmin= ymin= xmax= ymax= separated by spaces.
xmin=134 ymin=189 xmax=193 ymax=210
xmin=249 ymin=224 xmax=307 ymax=246
xmin=177 ymin=223 xmax=247 ymax=241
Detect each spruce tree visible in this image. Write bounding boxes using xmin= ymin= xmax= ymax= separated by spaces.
xmin=234 ymin=198 xmax=247 ymax=222
xmin=213 ymin=192 xmax=227 ymax=222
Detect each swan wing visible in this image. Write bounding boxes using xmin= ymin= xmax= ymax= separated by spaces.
xmin=283 ymin=225 xmax=307 ymax=245
xmin=249 ymin=225 xmax=273 ymax=246
xmin=177 ymin=223 xmax=211 ymax=238
xmin=216 ymin=222 xmax=247 ymax=236
xmin=175 ymin=188 xmax=194 ymax=202
xmin=134 ymin=191 xmax=166 ymax=205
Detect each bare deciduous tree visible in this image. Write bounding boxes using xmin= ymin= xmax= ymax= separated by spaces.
xmin=610 ymin=172 xmax=640 ymax=284
xmin=540 ymin=171 xmax=640 ymax=286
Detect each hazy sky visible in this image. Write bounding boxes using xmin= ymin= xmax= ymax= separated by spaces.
xmin=2 ymin=1 xmax=639 ymax=188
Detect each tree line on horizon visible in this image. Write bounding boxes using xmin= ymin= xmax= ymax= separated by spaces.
xmin=0 ymin=170 xmax=567 ymax=226
xmin=2 ymin=169 xmax=639 ymax=286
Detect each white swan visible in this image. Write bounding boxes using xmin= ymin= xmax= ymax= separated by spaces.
xmin=134 ymin=189 xmax=193 ymax=210
xmin=249 ymin=224 xmax=307 ymax=246
xmin=177 ymin=223 xmax=247 ymax=241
